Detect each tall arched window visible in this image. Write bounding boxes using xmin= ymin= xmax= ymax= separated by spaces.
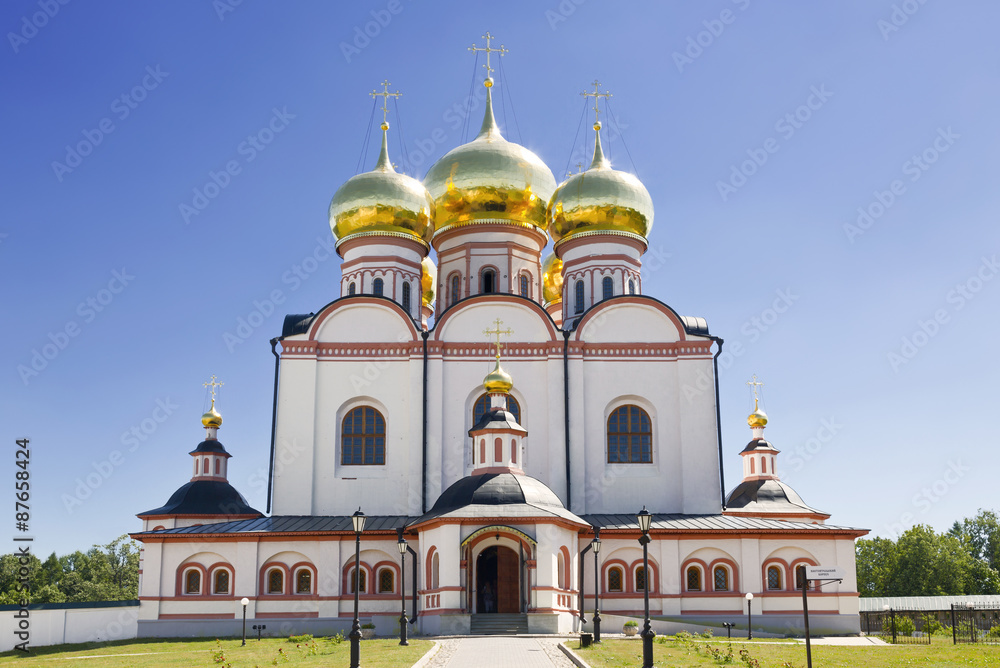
xmin=431 ymin=552 xmax=440 ymax=589
xmin=350 ymin=567 xmax=367 ymax=594
xmin=378 ymin=568 xmax=394 ymax=594
xmin=762 ymin=458 xmax=767 ymax=473
xmin=185 ymin=569 xmax=201 ymax=594
xmin=750 ymin=458 xmax=755 ymax=474
xmin=574 ymin=280 xmax=585 ymax=314
xmin=268 ymin=569 xmax=284 ymax=594
xmin=473 ymin=393 xmax=520 ymax=425
xmin=602 ymin=276 xmax=613 ymax=301
xmin=482 ymin=268 xmax=496 ymax=294
xmin=635 ymin=566 xmax=647 ymax=592
xmin=450 ymin=274 xmax=461 ymax=306
xmin=296 ymin=569 xmax=312 ymax=594
xmin=767 ymin=565 xmax=783 ymax=590
xmin=628 ymin=279 xmax=635 ymax=295
xmin=608 ymin=566 xmax=623 ymax=592
xmin=349 ymin=282 xmax=356 ymax=295
xmin=373 ymin=277 xmax=384 ymax=296
xmin=686 ymin=566 xmax=701 ymax=591
xmin=402 ymin=282 xmax=411 ymax=313
xmin=342 ymin=407 xmax=386 ymax=465
xmin=519 ymin=274 xmax=529 ymax=297
xmin=557 ymin=553 xmax=566 ymax=590
xmin=713 ymin=566 xmax=729 ymax=591
xmin=607 ymin=405 xmax=652 ymax=463
xmin=213 ymin=569 xmax=229 ymax=594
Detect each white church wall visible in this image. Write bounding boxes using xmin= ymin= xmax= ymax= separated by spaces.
xmin=676 ymin=357 xmax=724 ymax=514
xmin=271 ymin=356 xmax=318 ymax=515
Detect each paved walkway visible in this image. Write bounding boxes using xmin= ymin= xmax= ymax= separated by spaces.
xmin=423 ymin=637 xmax=575 ymax=668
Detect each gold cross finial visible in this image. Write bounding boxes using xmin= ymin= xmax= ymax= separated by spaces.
xmin=483 ymin=318 xmax=513 ymax=360
xmin=581 ymin=79 xmax=612 ymax=127
xmin=468 ymin=31 xmax=508 ymax=80
xmin=746 ymin=374 xmax=764 ymax=409
xmin=203 ymin=374 xmax=224 ymax=409
xmin=370 ymin=79 xmax=401 ymax=127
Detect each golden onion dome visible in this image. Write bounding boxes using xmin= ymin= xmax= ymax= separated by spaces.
xmin=547 ymin=122 xmax=654 ymax=247
xmin=330 ymin=123 xmax=435 ymax=249
xmin=483 ymin=358 xmax=513 ymax=394
xmin=541 ymin=253 xmax=563 ymax=304
xmin=424 ymin=80 xmax=557 ymax=239
xmin=201 ymin=405 xmax=223 ymax=429
xmin=421 ymin=256 xmax=437 ymax=308
xmin=747 ymin=406 xmax=768 ymax=429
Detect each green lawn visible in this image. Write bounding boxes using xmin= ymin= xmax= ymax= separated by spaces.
xmin=0 ymin=636 xmax=432 ymax=667
xmin=568 ymin=635 xmax=1000 ymax=667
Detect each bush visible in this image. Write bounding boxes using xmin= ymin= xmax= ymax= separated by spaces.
xmin=986 ymin=625 xmax=1000 ymax=638
xmin=624 ymin=620 xmax=639 ymax=627
xmin=287 ymin=634 xmax=313 ymax=643
xmin=883 ymin=614 xmax=915 ymax=636
xmin=361 ymin=623 xmax=375 ymax=629
xmin=919 ymin=614 xmax=943 ymax=636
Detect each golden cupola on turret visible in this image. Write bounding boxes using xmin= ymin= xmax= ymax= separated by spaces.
xmin=541 ymin=253 xmax=563 ymax=305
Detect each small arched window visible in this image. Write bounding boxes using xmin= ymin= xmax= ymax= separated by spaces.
xmin=750 ymin=458 xmax=755 ymax=474
xmin=379 ymin=568 xmax=394 ymax=594
xmin=686 ymin=567 xmax=701 ymax=591
xmin=608 ymin=566 xmax=623 ymax=592
xmin=628 ymin=279 xmax=636 ymax=295
xmin=635 ymin=566 xmax=647 ymax=592
xmin=602 ymin=276 xmax=613 ymax=301
xmin=519 ymin=274 xmax=529 ymax=297
xmin=767 ymin=565 xmax=783 ymax=590
xmin=494 ymin=437 xmax=503 ymax=463
xmin=402 ymin=282 xmax=411 ymax=313
xmin=296 ymin=569 xmax=312 ymax=594
xmin=473 ymin=393 xmax=521 ymax=425
xmin=450 ymin=274 xmax=460 ymax=306
xmin=185 ymin=569 xmax=201 ymax=594
xmin=373 ymin=277 xmax=384 ymax=296
xmin=482 ymin=268 xmax=496 ymax=294
xmin=762 ymin=458 xmax=767 ymax=473
xmin=713 ymin=566 xmax=729 ymax=591
xmin=795 ymin=565 xmax=812 ymax=591
xmin=557 ymin=552 xmax=566 ymax=590
xmin=607 ymin=405 xmax=652 ymax=463
xmin=213 ymin=569 xmax=229 ymax=594
xmin=351 ymin=567 xmax=367 ymax=594
xmin=431 ymin=552 xmax=440 ymax=589
xmin=342 ymin=406 xmax=386 ymax=465
xmin=349 ymin=282 xmax=356 ymax=296
xmin=574 ymin=280 xmax=585 ymax=314
xmin=268 ymin=569 xmax=284 ymax=594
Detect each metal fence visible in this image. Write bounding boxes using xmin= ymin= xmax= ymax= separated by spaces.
xmin=861 ymin=604 xmax=1000 ymax=645
xmin=860 ymin=609 xmax=931 ymax=644
xmin=951 ymin=603 xmax=1000 ymax=645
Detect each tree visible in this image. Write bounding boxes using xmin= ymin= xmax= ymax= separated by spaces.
xmin=856 ymin=536 xmax=897 ymax=597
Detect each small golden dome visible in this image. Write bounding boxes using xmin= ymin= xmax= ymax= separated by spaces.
xmin=201 ymin=406 xmax=222 ymax=429
xmin=483 ymin=358 xmax=513 ymax=394
xmin=547 ymin=124 xmax=653 ymax=246
xmin=424 ymin=83 xmax=556 ymax=238
xmin=330 ymin=129 xmax=435 ymax=248
xmin=541 ymin=253 xmax=563 ymax=304
xmin=747 ymin=407 xmax=768 ymax=428
xmin=421 ymin=256 xmax=437 ymax=308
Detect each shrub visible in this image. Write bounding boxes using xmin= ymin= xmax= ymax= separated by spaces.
xmin=624 ymin=620 xmax=639 ymax=627
xmin=361 ymin=622 xmax=375 ymax=630
xmin=919 ymin=614 xmax=943 ymax=636
xmin=288 ymin=633 xmax=313 ymax=643
xmin=883 ymin=614 xmax=915 ymax=637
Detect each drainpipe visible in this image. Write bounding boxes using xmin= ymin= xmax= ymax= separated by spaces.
xmin=267 ymin=338 xmax=280 ymax=514
xmin=711 ymin=337 xmax=726 ymax=509
xmin=578 ymin=539 xmax=593 ymax=625
xmin=407 ymin=544 xmax=418 ymax=622
xmin=563 ymin=329 xmax=572 ymax=511
xmin=421 ymin=331 xmax=429 ymax=514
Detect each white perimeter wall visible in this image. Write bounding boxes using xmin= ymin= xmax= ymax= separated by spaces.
xmin=0 ymin=603 xmax=138 ymax=651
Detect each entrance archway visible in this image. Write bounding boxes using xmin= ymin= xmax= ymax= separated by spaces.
xmin=476 ymin=545 xmax=519 ymax=613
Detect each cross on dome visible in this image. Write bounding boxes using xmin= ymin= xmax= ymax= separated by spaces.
xmin=746 ymin=374 xmax=764 ymax=409
xmin=581 ymin=79 xmax=612 ymax=127
xmin=203 ymin=374 xmax=224 ymax=410
xmin=483 ymin=318 xmax=513 ymax=361
xmin=369 ymin=79 xmax=401 ymax=129
xmin=468 ymin=31 xmax=508 ymax=83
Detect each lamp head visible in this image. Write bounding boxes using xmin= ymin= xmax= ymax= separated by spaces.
xmin=883 ymin=604 xmax=890 ymax=611
xmin=592 ymin=537 xmax=601 ymax=555
xmin=352 ymin=507 xmax=367 ymax=534
xmin=241 ymin=597 xmax=249 ymax=606
xmin=397 ymin=535 xmax=407 ymax=554
xmin=637 ymin=506 xmax=652 ymax=534
xmin=745 ymin=592 xmax=754 ymax=601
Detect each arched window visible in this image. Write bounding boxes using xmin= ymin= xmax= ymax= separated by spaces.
xmin=686 ymin=566 xmax=701 ymax=591
xmin=519 ymin=274 xmax=529 ymax=297
xmin=378 ymin=568 xmax=394 ymax=594
xmin=185 ymin=569 xmax=201 ymax=594
xmin=402 ymin=282 xmax=411 ymax=312
xmin=608 ymin=566 xmax=623 ymax=592
xmin=473 ymin=393 xmax=521 ymax=425
xmin=296 ymin=569 xmax=312 ymax=594
xmin=750 ymin=458 xmax=755 ymax=474
xmin=214 ymin=458 xmax=220 ymax=475
xmin=267 ymin=568 xmax=284 ymax=594
xmin=349 ymin=282 xmax=356 ymax=296
xmin=635 ymin=565 xmax=647 ymax=592
xmin=607 ymin=405 xmax=652 ymax=463
xmin=557 ymin=552 xmax=566 ymax=590
xmin=373 ymin=277 xmax=384 ymax=296
xmin=482 ymin=268 xmax=496 ymax=294
xmin=795 ymin=565 xmax=810 ymax=591
xmin=431 ymin=552 xmax=440 ymax=589
xmin=602 ymin=276 xmax=613 ymax=301
xmin=628 ymin=279 xmax=636 ymax=295
xmin=342 ymin=406 xmax=386 ymax=465
xmin=762 ymin=457 xmax=767 ymax=473
xmin=511 ymin=437 xmax=517 ymax=464
xmin=213 ymin=569 xmax=229 ymax=594
xmin=767 ymin=565 xmax=783 ymax=590
xmin=350 ymin=567 xmax=367 ymax=594
xmin=494 ymin=437 xmax=502 ymax=463
xmin=713 ymin=566 xmax=729 ymax=591
xmin=450 ymin=274 xmax=461 ymax=306
xmin=574 ymin=280 xmax=585 ymax=314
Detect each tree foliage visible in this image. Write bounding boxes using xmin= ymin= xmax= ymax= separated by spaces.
xmin=0 ymin=534 xmax=139 ymax=604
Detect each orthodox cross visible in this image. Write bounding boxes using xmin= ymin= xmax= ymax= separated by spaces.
xmin=746 ymin=374 xmax=764 ymax=408
xmin=370 ymin=79 xmax=401 ymax=126
xmin=483 ymin=318 xmax=513 ymax=360
xmin=203 ymin=375 xmax=224 ymax=409
xmin=581 ymin=79 xmax=612 ymax=125
xmin=468 ymin=31 xmax=508 ymax=78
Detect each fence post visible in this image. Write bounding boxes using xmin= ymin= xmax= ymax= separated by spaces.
xmin=971 ymin=608 xmax=976 ymax=644
xmin=951 ymin=604 xmax=957 ymax=645
xmin=890 ymin=607 xmax=897 ymax=644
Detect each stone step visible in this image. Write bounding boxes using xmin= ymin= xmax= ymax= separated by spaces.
xmin=470 ymin=613 xmax=528 ymax=635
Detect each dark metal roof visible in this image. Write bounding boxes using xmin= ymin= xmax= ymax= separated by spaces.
xmin=138 ymin=480 xmax=262 ymax=518
xmin=583 ymin=513 xmax=860 ymax=532
xmin=469 ymin=407 xmax=526 ymax=434
xmin=679 ymin=315 xmax=710 ymax=337
xmin=134 ymin=515 xmax=412 ymax=536
xmin=282 ymin=313 xmax=317 ymax=337
xmin=724 ymin=479 xmax=828 ymax=516
xmin=740 ymin=438 xmax=779 ymax=454
xmin=189 ymin=439 xmax=230 ymax=455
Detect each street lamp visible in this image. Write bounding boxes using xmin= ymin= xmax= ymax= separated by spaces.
xmin=350 ymin=508 xmax=366 ymax=668
xmin=397 ymin=530 xmax=409 ymax=646
xmin=592 ymin=529 xmax=602 ymax=644
xmin=240 ymin=597 xmax=249 ymax=646
xmin=637 ymin=507 xmax=654 ymax=668
xmin=745 ymin=592 xmax=754 ymax=640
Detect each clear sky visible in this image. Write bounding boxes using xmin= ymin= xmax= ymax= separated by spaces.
xmin=2 ymin=1 xmax=998 ymax=558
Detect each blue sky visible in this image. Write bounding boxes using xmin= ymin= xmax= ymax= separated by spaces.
xmin=2 ymin=1 xmax=998 ymax=558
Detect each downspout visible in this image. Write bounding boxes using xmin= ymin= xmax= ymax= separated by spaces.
xmin=407 ymin=544 xmax=418 ymax=622
xmin=562 ymin=329 xmax=572 ymax=511
xmin=421 ymin=331 xmax=429 ymax=514
xmin=711 ymin=336 xmax=726 ymax=509
xmin=267 ymin=338 xmax=280 ymax=514
xmin=578 ymin=539 xmax=592 ymax=624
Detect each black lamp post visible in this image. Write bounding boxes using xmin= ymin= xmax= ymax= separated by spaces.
xmin=397 ymin=530 xmax=409 ymax=646
xmin=240 ymin=597 xmax=249 ymax=646
xmin=637 ymin=507 xmax=655 ymax=668
xmin=592 ymin=529 xmax=602 ymax=644
xmin=745 ymin=592 xmax=754 ymax=640
xmin=350 ymin=508 xmax=366 ymax=668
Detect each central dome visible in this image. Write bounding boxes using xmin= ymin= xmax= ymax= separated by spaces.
xmin=424 ymin=81 xmax=556 ymax=238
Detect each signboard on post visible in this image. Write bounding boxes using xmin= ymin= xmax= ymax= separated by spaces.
xmin=805 ymin=566 xmax=844 ymax=580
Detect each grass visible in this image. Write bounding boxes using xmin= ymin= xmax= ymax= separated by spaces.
xmin=568 ymin=634 xmax=1000 ymax=667
xmin=0 ymin=636 xmax=432 ymax=667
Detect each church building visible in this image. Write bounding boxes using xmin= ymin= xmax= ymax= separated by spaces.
xmin=130 ymin=37 xmax=867 ymax=637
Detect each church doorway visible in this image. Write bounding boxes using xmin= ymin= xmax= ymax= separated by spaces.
xmin=475 ymin=545 xmax=520 ymax=613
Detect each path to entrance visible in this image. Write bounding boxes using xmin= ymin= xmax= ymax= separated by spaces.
xmin=423 ymin=637 xmax=575 ymax=668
